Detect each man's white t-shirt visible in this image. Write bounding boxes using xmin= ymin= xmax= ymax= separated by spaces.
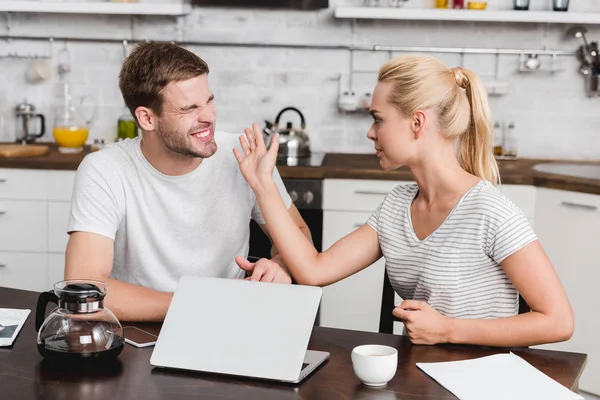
xmin=67 ymin=132 xmax=291 ymax=292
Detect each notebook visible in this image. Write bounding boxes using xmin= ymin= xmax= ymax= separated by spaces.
xmin=0 ymin=308 xmax=30 ymax=347
xmin=417 ymin=352 xmax=584 ymax=400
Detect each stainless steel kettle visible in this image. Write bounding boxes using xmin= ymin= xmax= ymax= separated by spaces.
xmin=263 ymin=107 xmax=310 ymax=159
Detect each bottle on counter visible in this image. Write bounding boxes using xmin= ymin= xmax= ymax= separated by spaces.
xmin=436 ymin=0 xmax=449 ymax=8
xmin=493 ymin=121 xmax=503 ymax=157
xmin=503 ymin=122 xmax=518 ymax=158
xmin=453 ymin=0 xmax=464 ymax=8
xmin=117 ymin=107 xmax=138 ymax=141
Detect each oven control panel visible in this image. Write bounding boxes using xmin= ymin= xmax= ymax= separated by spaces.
xmin=282 ymin=179 xmax=322 ymax=210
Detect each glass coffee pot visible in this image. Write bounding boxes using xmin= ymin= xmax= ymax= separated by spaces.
xmin=52 ymin=83 xmax=96 ymax=154
xmin=35 ymin=280 xmax=124 ymax=361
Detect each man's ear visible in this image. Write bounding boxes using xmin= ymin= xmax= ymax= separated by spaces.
xmin=135 ymin=107 xmax=156 ymax=132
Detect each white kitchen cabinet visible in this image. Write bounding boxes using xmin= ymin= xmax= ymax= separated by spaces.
xmin=0 ymin=252 xmax=48 ymax=292
xmin=0 ymin=200 xmax=47 ymax=252
xmin=0 ymin=169 xmax=48 ymax=200
xmin=321 ymin=210 xmax=385 ymax=333
xmin=48 ymin=202 xmax=72 ymax=253
xmin=324 ymin=179 xmax=414 ymax=212
xmin=0 ymin=169 xmax=75 ymax=292
xmin=534 ymin=188 xmax=600 ymax=396
xmin=47 ymin=170 xmax=76 ymax=202
xmin=321 ymin=179 xmax=414 ymax=333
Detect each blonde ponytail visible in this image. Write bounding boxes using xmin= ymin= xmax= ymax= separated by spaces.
xmin=378 ymin=56 xmax=500 ymax=185
xmin=455 ymin=68 xmax=500 ymax=185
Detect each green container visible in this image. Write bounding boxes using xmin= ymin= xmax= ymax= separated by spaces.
xmin=117 ymin=110 xmax=138 ymax=140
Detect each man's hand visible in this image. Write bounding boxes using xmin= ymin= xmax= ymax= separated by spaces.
xmin=393 ymin=300 xmax=451 ymax=345
xmin=235 ymin=256 xmax=292 ymax=284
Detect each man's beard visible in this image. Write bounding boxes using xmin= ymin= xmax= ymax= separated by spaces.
xmin=156 ymin=119 xmax=217 ymax=159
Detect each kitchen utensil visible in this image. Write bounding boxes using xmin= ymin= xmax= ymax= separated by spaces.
xmin=524 ymin=54 xmax=541 ymax=70
xmin=25 ymin=59 xmax=52 ymax=84
xmin=567 ymin=27 xmax=595 ymax=68
xmin=580 ymin=63 xmax=592 ymax=76
xmin=263 ymin=107 xmax=310 ymax=159
xmin=36 ymin=279 xmax=124 ymax=361
xmin=513 ymin=0 xmax=529 ymax=10
xmin=0 ymin=144 xmax=49 ymax=158
xmin=15 ymin=99 xmax=45 ymax=144
xmin=587 ymin=72 xmax=599 ymax=96
xmin=553 ymin=0 xmax=569 ymax=11
xmin=57 ymin=47 xmax=71 ymax=75
xmin=590 ymin=42 xmax=600 ymax=73
xmin=52 ymin=83 xmax=96 ymax=154
xmin=566 ymin=26 xmax=591 ymax=48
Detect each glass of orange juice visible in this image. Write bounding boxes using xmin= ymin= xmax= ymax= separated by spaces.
xmin=53 ymin=126 xmax=89 ymax=154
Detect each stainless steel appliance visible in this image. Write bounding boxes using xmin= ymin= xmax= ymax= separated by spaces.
xmin=263 ymin=107 xmax=311 ymax=161
xmin=15 ymin=99 xmax=45 ymax=144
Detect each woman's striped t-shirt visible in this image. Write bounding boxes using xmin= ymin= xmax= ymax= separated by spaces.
xmin=367 ymin=180 xmax=537 ymax=319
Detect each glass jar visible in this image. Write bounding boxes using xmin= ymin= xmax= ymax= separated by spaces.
xmin=117 ymin=108 xmax=138 ymax=141
xmin=493 ymin=121 xmax=503 ymax=157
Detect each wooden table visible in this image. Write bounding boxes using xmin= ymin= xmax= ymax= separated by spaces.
xmin=0 ymin=287 xmax=587 ymax=400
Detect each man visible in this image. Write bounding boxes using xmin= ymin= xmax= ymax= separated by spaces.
xmin=65 ymin=41 xmax=311 ymax=322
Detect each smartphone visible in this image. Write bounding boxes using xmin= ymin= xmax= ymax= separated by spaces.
xmin=123 ymin=326 xmax=158 ymax=348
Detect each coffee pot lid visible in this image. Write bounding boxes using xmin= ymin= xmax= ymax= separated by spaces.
xmin=55 ymin=280 xmax=107 ymax=304
xmin=15 ymin=99 xmax=36 ymax=113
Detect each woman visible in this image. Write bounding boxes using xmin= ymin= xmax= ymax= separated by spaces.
xmin=233 ymin=55 xmax=573 ymax=347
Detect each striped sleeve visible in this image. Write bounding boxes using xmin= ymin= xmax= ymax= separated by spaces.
xmin=488 ymin=211 xmax=537 ymax=264
xmin=367 ymin=202 xmax=383 ymax=231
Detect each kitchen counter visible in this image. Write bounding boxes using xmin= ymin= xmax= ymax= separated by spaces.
xmin=278 ymin=153 xmax=600 ymax=195
xmin=1 ymin=144 xmax=600 ymax=195
xmin=0 ymin=143 xmax=89 ymax=171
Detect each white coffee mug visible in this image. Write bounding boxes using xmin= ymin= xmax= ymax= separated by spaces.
xmin=26 ymin=59 xmax=52 ymax=83
xmin=351 ymin=344 xmax=398 ymax=387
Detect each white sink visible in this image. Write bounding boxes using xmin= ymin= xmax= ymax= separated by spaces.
xmin=533 ymin=163 xmax=600 ymax=181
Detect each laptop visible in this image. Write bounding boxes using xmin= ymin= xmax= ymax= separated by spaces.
xmin=150 ymin=276 xmax=329 ymax=383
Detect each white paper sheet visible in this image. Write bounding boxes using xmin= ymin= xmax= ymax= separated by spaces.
xmin=416 ymin=352 xmax=584 ymax=400
xmin=0 ymin=308 xmax=31 ymax=347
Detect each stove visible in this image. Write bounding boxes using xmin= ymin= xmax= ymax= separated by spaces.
xmin=275 ymin=152 xmax=326 ymax=168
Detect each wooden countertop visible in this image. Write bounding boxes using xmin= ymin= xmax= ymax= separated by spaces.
xmin=1 ymin=145 xmax=600 ymax=195
xmin=0 ymin=287 xmax=588 ymax=399
xmin=0 ymin=143 xmax=89 ymax=171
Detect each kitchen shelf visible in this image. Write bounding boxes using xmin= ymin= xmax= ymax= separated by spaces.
xmin=334 ymin=7 xmax=600 ymax=25
xmin=0 ymin=1 xmax=192 ymax=16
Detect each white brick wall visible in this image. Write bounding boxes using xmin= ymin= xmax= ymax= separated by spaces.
xmin=1 ymin=0 xmax=600 ymax=159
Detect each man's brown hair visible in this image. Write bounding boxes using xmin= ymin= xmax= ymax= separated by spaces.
xmin=119 ymin=41 xmax=210 ymax=119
